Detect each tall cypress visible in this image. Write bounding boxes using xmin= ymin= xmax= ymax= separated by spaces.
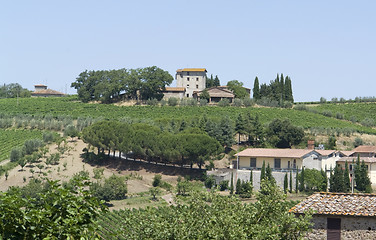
xmin=344 ymin=161 xmax=350 ymax=192
xmin=260 ymin=161 xmax=266 ymax=182
xmin=284 ymin=76 xmax=294 ymax=102
xmin=330 ymin=165 xmax=345 ymax=192
xmin=266 ymin=163 xmax=275 ymax=184
xmin=299 ymin=167 xmax=305 ymax=192
xmin=280 ymin=73 xmax=285 ymax=103
xmin=230 ymin=172 xmax=234 ymax=195
xmin=284 ymin=173 xmax=288 ymax=194
xmin=289 ymin=170 xmax=293 ymax=193
xmin=295 ymin=170 xmax=299 ymax=193
xmin=253 ymin=76 xmax=260 ymax=100
xmin=250 ymin=170 xmax=253 ymax=186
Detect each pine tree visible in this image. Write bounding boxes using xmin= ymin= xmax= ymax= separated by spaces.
xmin=235 ymin=113 xmax=247 ymax=144
xmin=295 ymin=169 xmax=299 ymax=193
xmin=230 ymin=172 xmax=234 ymax=194
xmin=284 ymin=173 xmax=288 ymax=194
xmin=289 ymin=171 xmax=293 ymax=193
xmin=253 ymin=76 xmax=260 ymax=100
xmin=344 ymin=161 xmax=350 ymax=192
xmin=299 ymin=167 xmax=305 ymax=192
xmin=260 ymin=161 xmax=266 ymax=182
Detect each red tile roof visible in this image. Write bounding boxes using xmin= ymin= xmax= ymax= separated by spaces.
xmin=337 ymin=157 xmax=376 ymax=163
xmin=164 ymin=87 xmax=185 ymax=92
xmin=32 ymin=89 xmax=65 ymax=95
xmin=176 ymin=68 xmax=207 ymax=72
xmin=316 ymin=150 xmax=337 ymax=156
xmin=290 ymin=192 xmax=376 ymax=217
xmin=235 ymin=148 xmax=316 ymax=158
xmin=352 ymin=145 xmax=376 ymax=153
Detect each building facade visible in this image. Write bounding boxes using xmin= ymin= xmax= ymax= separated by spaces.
xmin=175 ymin=68 xmax=207 ymax=98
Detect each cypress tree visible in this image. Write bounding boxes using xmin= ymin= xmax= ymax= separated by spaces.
xmin=359 ymin=160 xmax=372 ymax=193
xmin=321 ymin=169 xmax=328 ymax=192
xmin=235 ymin=113 xmax=247 ymax=144
xmin=250 ymin=170 xmax=253 ymax=186
xmin=295 ymin=169 xmax=299 ymax=193
xmin=260 ymin=161 xmax=266 ymax=182
xmin=285 ymin=76 xmax=294 ymax=102
xmin=299 ymin=167 xmax=305 ymax=192
xmin=344 ymin=161 xmax=350 ymax=192
xmin=253 ymin=76 xmax=260 ymax=100
xmin=214 ymin=75 xmax=220 ymax=86
xmin=266 ymin=163 xmax=275 ymax=184
xmin=280 ymin=73 xmax=285 ymax=103
xmin=330 ymin=165 xmax=345 ymax=192
xmin=236 ymin=179 xmax=242 ymax=194
xmin=230 ymin=172 xmax=234 ymax=195
xmin=284 ymin=173 xmax=288 ymax=194
xmin=289 ymin=170 xmax=293 ymax=193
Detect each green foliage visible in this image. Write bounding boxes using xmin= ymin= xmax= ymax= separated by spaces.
xmin=97 ymin=180 xmax=312 ymax=239
xmin=149 ymin=187 xmax=161 ymax=200
xmin=354 ymin=156 xmax=372 ymax=193
xmin=176 ymin=178 xmax=192 ymax=196
xmin=326 ymin=135 xmax=337 ymax=149
xmin=219 ymin=180 xmax=229 ymax=191
xmin=167 ymin=97 xmax=178 ymax=106
xmin=64 ymin=124 xmax=79 ymax=139
xmin=353 ymin=137 xmax=363 ymax=148
xmin=330 ymin=165 xmax=345 ymax=192
xmin=0 ymin=83 xmax=31 ymax=98
xmin=0 ymin=177 xmax=106 ymax=239
xmin=299 ymin=167 xmax=305 ymax=192
xmin=91 ymin=174 xmax=128 ymax=201
xmin=204 ymin=175 xmax=216 ymax=189
xmin=253 ymin=76 xmax=260 ymax=100
xmin=217 ymin=98 xmax=230 ymax=107
xmin=152 ymin=174 xmax=162 ymax=187
xmin=303 ymin=168 xmax=327 ymax=192
xmin=227 ymin=80 xmax=249 ymax=99
xmin=266 ymin=118 xmax=304 ymax=148
xmin=284 ymin=173 xmax=288 ymax=193
xmin=200 ymin=89 xmax=210 ymax=102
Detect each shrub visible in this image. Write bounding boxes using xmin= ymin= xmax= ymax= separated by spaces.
xmin=335 ymin=112 xmax=344 ymax=119
xmin=199 ymin=99 xmax=208 ymax=106
xmin=168 ymin=97 xmax=178 ymax=106
xmin=204 ymin=175 xmax=216 ymax=189
xmin=152 ymin=174 xmax=162 ymax=187
xmin=218 ymin=98 xmax=230 ymax=107
xmin=243 ymin=98 xmax=254 ymax=107
xmin=233 ymin=98 xmax=243 ymax=107
xmin=91 ymin=174 xmax=127 ymax=201
xmin=10 ymin=147 xmax=24 ymax=162
xmin=353 ymin=137 xmax=364 ymax=148
xmin=219 ymin=180 xmax=229 ymax=191
xmin=43 ymin=132 xmax=54 ymax=143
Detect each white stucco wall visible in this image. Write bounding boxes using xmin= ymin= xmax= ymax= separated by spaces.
xmin=176 ymin=71 xmax=206 ymax=98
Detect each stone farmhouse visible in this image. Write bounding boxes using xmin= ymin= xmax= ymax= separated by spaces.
xmin=290 ymin=192 xmax=376 ymax=239
xmin=162 ymin=68 xmax=237 ymax=102
xmin=31 ymin=84 xmax=65 ymax=97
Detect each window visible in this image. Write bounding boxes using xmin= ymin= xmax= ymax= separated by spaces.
xmin=186 ymin=94 xmax=189 ymax=97
xmin=287 ymin=161 xmax=290 ymax=169
xmin=274 ymin=158 xmax=281 ymax=169
xmin=293 ymin=159 xmax=296 ymax=168
xmin=250 ymin=158 xmax=256 ymax=168
xmin=327 ymin=218 xmax=341 ymax=240
xmin=196 ymin=85 xmax=198 ymax=89
xmin=187 ymin=72 xmax=190 ymax=76
xmin=196 ymin=77 xmax=199 ymax=81
xmin=187 ymin=77 xmax=190 ymax=81
xmin=187 ymin=84 xmax=189 ymax=88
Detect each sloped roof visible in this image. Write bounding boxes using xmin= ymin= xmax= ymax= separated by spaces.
xmin=164 ymin=87 xmax=186 ymax=92
xmin=290 ymin=192 xmax=376 ymax=217
xmin=32 ymin=89 xmax=65 ymax=95
xmin=34 ymin=84 xmax=47 ymax=87
xmin=235 ymin=148 xmax=317 ymax=158
xmin=194 ymin=87 xmax=235 ymax=98
xmin=337 ymin=157 xmax=376 ymax=163
xmin=339 ymin=151 xmax=355 ymax=157
xmin=316 ymin=150 xmax=337 ymax=156
xmin=176 ymin=68 xmax=207 ymax=72
xmin=352 ymin=145 xmax=376 ymax=153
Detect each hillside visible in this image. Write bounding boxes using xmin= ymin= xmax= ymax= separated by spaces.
xmin=1 ymin=97 xmax=375 ymax=135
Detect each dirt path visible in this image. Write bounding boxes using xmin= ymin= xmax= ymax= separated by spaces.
xmin=161 ymin=193 xmax=176 ymax=206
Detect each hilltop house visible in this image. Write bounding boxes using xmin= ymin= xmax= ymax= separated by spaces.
xmin=234 ymin=148 xmax=321 ymax=171
xmin=31 ymin=84 xmax=65 ymax=97
xmin=290 ymin=192 xmax=376 ymax=239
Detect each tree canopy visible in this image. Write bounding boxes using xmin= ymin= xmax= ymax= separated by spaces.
xmin=266 ymin=119 xmax=305 ymax=148
xmin=227 ymin=80 xmax=249 ymax=99
xmin=71 ymin=66 xmax=173 ymax=103
xmin=253 ymin=74 xmax=294 ymax=105
xmin=0 ymin=83 xmax=31 ymax=98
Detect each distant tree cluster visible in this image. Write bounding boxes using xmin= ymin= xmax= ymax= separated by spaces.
xmin=253 ymin=74 xmax=293 ymax=105
xmin=330 ymin=157 xmax=372 ymax=193
xmin=205 ymin=74 xmax=220 ymax=88
xmin=226 ymin=80 xmax=250 ymax=99
xmin=71 ymin=66 xmax=173 ymax=103
xmin=82 ymin=121 xmax=223 ymax=169
xmin=0 ymin=83 xmax=31 ymax=98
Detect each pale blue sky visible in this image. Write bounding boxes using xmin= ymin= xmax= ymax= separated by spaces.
xmin=1 ymin=0 xmax=375 ymax=102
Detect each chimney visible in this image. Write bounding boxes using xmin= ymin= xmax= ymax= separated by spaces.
xmin=307 ymin=140 xmax=315 ymax=150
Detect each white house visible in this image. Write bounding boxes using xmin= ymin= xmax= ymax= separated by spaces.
xmin=175 ymin=68 xmax=207 ymax=98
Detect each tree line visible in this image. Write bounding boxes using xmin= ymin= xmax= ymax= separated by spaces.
xmin=71 ymin=66 xmax=173 ymax=103
xmin=253 ymin=73 xmax=294 ymax=106
xmin=0 ymin=83 xmax=31 ymax=98
xmin=82 ymin=121 xmax=223 ymax=169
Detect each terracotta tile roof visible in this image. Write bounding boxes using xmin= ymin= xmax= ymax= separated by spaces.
xmin=316 ymin=150 xmax=337 ymax=156
xmin=32 ymin=89 xmax=65 ymax=95
xmin=339 ymin=151 xmax=355 ymax=157
xmin=176 ymin=68 xmax=207 ymax=72
xmin=337 ymin=157 xmax=376 ymax=163
xmin=34 ymin=84 xmax=47 ymax=87
xmin=164 ymin=87 xmax=186 ymax=92
xmin=235 ymin=148 xmax=316 ymax=158
xmin=290 ymin=192 xmax=376 ymax=217
xmin=352 ymin=145 xmax=376 ymax=153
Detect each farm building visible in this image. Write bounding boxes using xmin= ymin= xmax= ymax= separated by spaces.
xmin=193 ymin=87 xmax=235 ymax=103
xmin=290 ymin=192 xmax=376 ymax=239
xmin=31 ymin=84 xmax=65 ymax=97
